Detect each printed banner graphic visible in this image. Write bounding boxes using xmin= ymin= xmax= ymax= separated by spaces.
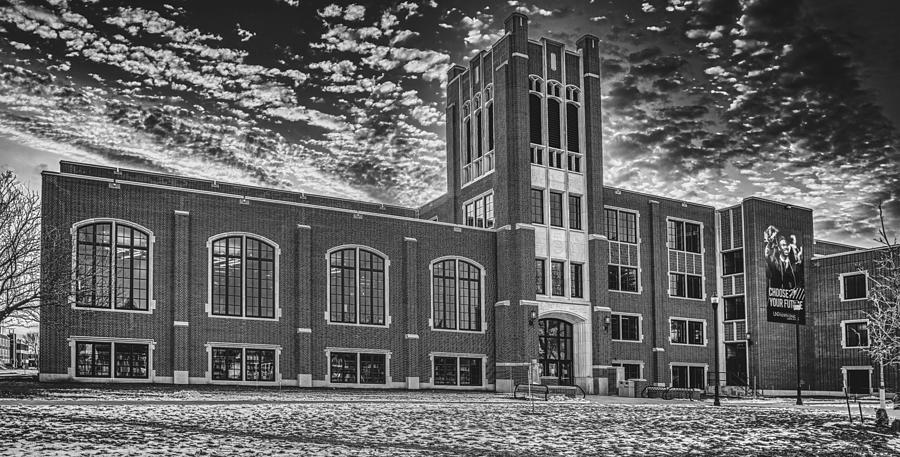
xmin=763 ymin=225 xmax=805 ymax=324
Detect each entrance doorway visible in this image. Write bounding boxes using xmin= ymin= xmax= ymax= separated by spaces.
xmin=538 ymin=318 xmax=573 ymax=385
xmin=845 ymin=369 xmax=871 ymax=395
xmin=725 ymin=342 xmax=748 ymax=386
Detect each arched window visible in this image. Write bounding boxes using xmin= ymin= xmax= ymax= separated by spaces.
xmin=432 ymin=258 xmax=483 ymax=332
xmin=566 ymin=102 xmax=579 ymax=153
xmin=529 ymin=93 xmax=543 ymax=145
xmin=528 ymin=75 xmax=543 ymax=93
xmin=75 ymin=220 xmax=152 ymax=311
xmin=547 ymin=97 xmax=561 ymax=149
xmin=486 ymin=101 xmax=494 ymax=151
xmin=328 ymin=246 xmax=388 ymax=325
xmin=209 ymin=234 xmax=278 ymax=319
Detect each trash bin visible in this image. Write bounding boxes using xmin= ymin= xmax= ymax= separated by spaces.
xmin=618 ymin=380 xmax=635 ymax=397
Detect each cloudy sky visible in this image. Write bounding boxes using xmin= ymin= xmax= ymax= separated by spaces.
xmin=0 ymin=0 xmax=897 ymax=247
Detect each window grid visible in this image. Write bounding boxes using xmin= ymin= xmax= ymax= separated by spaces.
xmin=570 ymin=263 xmax=584 ymax=299
xmin=606 ymin=208 xmax=639 ymax=293
xmin=568 ymin=195 xmax=582 ymax=230
xmin=329 ymin=247 xmax=387 ymax=325
xmin=844 ymin=321 xmax=869 ymax=348
xmin=551 ymin=260 xmax=565 ymax=297
xmin=531 ymin=189 xmax=544 ymax=224
xmin=535 ymin=258 xmax=546 ymax=295
xmin=549 ymin=191 xmax=564 ymax=227
xmin=76 ymin=222 xmax=151 ymax=311
xmin=670 ymin=319 xmax=705 ymax=345
xmin=842 ymin=274 xmax=867 ymax=300
xmin=611 ymin=314 xmax=640 ymax=341
xmin=434 ymin=356 xmax=483 ymax=387
xmin=433 ymin=259 xmax=482 ymax=332
xmin=212 ymin=235 xmax=276 ymax=318
xmin=463 ymin=193 xmax=494 ymax=228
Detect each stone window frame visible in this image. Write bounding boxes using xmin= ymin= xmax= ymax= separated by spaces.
xmin=205 ymin=232 xmax=282 ymax=321
xmin=324 ymin=244 xmax=392 ymax=328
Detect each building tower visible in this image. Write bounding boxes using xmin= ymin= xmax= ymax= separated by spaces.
xmin=443 ymin=13 xmax=608 ymax=393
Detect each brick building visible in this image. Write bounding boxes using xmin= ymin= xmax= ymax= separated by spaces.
xmin=39 ymin=13 xmax=891 ymax=396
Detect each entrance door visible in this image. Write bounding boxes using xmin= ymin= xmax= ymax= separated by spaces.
xmin=846 ymin=369 xmax=871 ymax=395
xmin=725 ymin=342 xmax=748 ymax=386
xmin=538 ymin=318 xmax=573 ymax=385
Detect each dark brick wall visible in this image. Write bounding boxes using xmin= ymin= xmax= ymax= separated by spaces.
xmin=810 ymin=249 xmax=897 ymax=392
xmin=41 ymin=170 xmax=497 ymax=385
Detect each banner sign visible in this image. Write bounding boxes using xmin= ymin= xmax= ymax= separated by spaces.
xmin=764 ymin=224 xmax=805 ymax=324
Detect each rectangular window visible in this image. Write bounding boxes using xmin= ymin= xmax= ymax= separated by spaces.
xmin=724 ymin=296 xmax=745 ymax=321
xmin=723 ymin=250 xmax=744 ymax=275
xmin=842 ymin=273 xmax=867 ymax=300
xmin=611 ymin=314 xmax=640 ymax=341
xmin=433 ymin=356 xmax=483 ymax=387
xmin=669 ymin=273 xmax=702 ymax=299
xmin=605 ymin=209 xmax=618 ymax=241
xmin=114 ymin=343 xmax=149 ymax=379
xmin=551 ymin=260 xmax=565 ymax=296
xmin=535 ymin=259 xmax=546 ymax=295
xmin=570 ymin=263 xmax=583 ymax=298
xmin=531 ymin=189 xmax=544 ymax=224
xmin=464 ymin=193 xmax=494 ymax=228
xmin=75 ymin=342 xmax=111 ymax=378
xmin=613 ymin=362 xmax=641 ymax=380
xmin=549 ymin=192 xmax=564 ymax=227
xmin=672 ymin=365 xmax=706 ymax=389
xmin=670 ymin=319 xmax=705 ymax=345
xmin=330 ymin=352 xmax=357 ymax=383
xmin=359 ymin=353 xmax=387 ymax=384
xmin=568 ymin=195 xmax=582 ymax=230
xmin=668 ymin=220 xmax=701 ymax=253
xmin=844 ymin=321 xmax=869 ymax=348
xmin=212 ymin=347 xmax=243 ymax=381
xmin=609 ymin=265 xmax=638 ymax=292
xmin=245 ymin=349 xmax=276 ymax=382
xmin=434 ymin=356 xmax=458 ymax=386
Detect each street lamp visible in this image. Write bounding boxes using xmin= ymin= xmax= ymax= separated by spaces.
xmin=711 ymin=295 xmax=721 ymax=406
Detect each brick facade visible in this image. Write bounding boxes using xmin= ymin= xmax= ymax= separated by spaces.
xmin=39 ymin=13 xmax=892 ymax=396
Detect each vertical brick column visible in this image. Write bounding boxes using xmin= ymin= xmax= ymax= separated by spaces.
xmin=494 ymin=226 xmax=538 ymax=392
xmin=589 ymin=233 xmax=611 ymax=393
xmin=648 ymin=200 xmax=668 ymax=385
xmin=295 ymin=224 xmax=313 ymax=387
xmin=403 ymin=237 xmax=420 ymax=389
xmin=172 ymin=210 xmax=190 ymax=384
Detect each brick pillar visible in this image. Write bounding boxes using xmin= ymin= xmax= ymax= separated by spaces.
xmin=296 ymin=224 xmax=313 ymax=387
xmin=403 ymin=237 xmax=420 ymax=389
xmin=494 ymin=226 xmax=538 ymax=392
xmin=589 ymin=233 xmax=611 ymax=394
xmin=648 ymin=200 xmax=667 ymax=385
xmin=172 ymin=210 xmax=190 ymax=384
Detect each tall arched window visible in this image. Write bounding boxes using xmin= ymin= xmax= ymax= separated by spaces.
xmin=75 ymin=220 xmax=152 ymax=311
xmin=328 ymin=246 xmax=387 ymax=325
xmin=529 ymin=93 xmax=543 ymax=145
xmin=210 ymin=234 xmax=277 ymax=319
xmin=432 ymin=258 xmax=483 ymax=332
xmin=529 ymin=76 xmax=544 ymax=145
xmin=547 ymin=97 xmax=561 ymax=149
xmin=566 ymin=102 xmax=579 ymax=152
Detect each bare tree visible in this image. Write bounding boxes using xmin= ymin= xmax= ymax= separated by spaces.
xmin=0 ymin=170 xmax=86 ymax=327
xmin=864 ymin=203 xmax=900 ymax=424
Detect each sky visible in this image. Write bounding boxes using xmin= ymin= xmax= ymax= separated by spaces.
xmin=0 ymin=0 xmax=897 ymax=247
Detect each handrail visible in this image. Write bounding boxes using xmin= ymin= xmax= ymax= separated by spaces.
xmin=513 ymin=383 xmax=549 ymax=401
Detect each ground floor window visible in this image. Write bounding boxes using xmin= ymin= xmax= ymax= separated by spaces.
xmin=433 ymin=355 xmax=483 ymax=386
xmin=612 ymin=362 xmax=642 ymax=380
xmin=212 ymin=346 xmax=276 ymax=382
xmin=330 ymin=352 xmax=387 ymax=384
xmin=671 ymin=364 xmax=705 ymax=389
xmin=76 ymin=341 xmax=149 ymax=379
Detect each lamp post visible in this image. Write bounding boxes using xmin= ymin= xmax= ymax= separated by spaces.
xmin=711 ymin=295 xmax=721 ymax=406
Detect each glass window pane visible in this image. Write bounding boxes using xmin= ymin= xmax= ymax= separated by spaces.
xmin=330 ymin=352 xmax=358 ymax=383
xmin=434 ymin=357 xmax=458 ymax=386
xmin=114 ymin=343 xmax=149 ymax=379
xmin=359 ymin=354 xmax=386 ymax=384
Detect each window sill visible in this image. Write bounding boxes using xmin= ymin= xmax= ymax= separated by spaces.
xmin=429 ymin=326 xmax=487 ymax=335
xmin=209 ymin=313 xmax=279 ymax=322
xmin=209 ymin=379 xmax=281 ymax=386
xmin=460 ymin=168 xmax=495 ymax=189
xmin=842 ymin=346 xmax=869 ymax=350
xmin=327 ymin=321 xmax=391 ymax=328
xmin=71 ymin=302 xmax=155 ymax=314
xmin=670 ymin=342 xmax=707 ymax=348
xmin=611 ymin=339 xmax=642 ymax=343
xmin=609 ymin=289 xmax=641 ymax=295
xmin=668 ymin=295 xmax=706 ymax=302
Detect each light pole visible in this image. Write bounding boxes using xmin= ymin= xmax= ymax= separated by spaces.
xmin=711 ymin=296 xmax=721 ymax=406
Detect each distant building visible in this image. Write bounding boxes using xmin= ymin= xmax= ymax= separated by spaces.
xmin=0 ymin=331 xmax=10 ymax=366
xmin=38 ymin=13 xmax=891 ymax=396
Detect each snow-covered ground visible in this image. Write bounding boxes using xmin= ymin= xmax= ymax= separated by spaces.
xmin=1 ymin=386 xmax=896 ymax=456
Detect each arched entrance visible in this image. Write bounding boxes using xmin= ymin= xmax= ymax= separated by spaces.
xmin=538 ymin=318 xmax=573 ymax=385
